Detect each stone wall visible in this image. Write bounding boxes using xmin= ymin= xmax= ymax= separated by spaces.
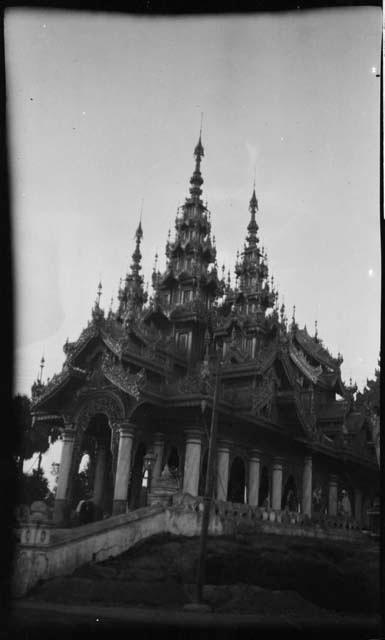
xmin=12 ymin=495 xmax=365 ymax=598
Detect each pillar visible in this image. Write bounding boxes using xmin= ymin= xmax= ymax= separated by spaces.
xmin=247 ymin=450 xmax=261 ymax=507
xmin=328 ymin=475 xmax=338 ymax=516
xmin=182 ymin=429 xmax=202 ymax=496
xmin=112 ymin=423 xmax=135 ymax=515
xmin=271 ymin=458 xmax=283 ymax=511
xmin=93 ymin=444 xmax=107 ymax=510
xmin=152 ymin=432 xmax=165 ymax=482
xmin=216 ymin=440 xmax=231 ymax=501
xmin=53 ymin=426 xmax=75 ymax=524
xmin=302 ymin=455 xmax=312 ymax=517
xmin=354 ymin=488 xmax=363 ymax=526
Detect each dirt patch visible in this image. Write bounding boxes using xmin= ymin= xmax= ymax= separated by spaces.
xmin=26 ymin=532 xmax=379 ymax=616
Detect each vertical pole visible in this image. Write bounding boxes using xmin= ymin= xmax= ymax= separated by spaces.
xmin=195 ymin=359 xmax=220 ymax=604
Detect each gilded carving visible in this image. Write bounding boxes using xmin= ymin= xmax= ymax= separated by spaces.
xmin=76 ymin=393 xmax=125 ymax=432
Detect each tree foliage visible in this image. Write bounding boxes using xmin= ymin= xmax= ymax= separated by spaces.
xmin=18 ymin=468 xmax=54 ymax=506
xmin=13 ymin=394 xmax=61 ymax=474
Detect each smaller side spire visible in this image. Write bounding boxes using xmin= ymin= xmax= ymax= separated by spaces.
xmin=92 ymin=280 xmax=104 ymax=322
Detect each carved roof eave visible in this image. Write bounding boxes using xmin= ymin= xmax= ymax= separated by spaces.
xmin=278 ymin=350 xmax=297 ymax=387
xmin=289 ymin=344 xmax=322 ymax=384
xmin=142 ymin=305 xmax=170 ymax=325
xmin=65 ymin=324 xmax=100 ymax=363
xmin=295 ymin=330 xmax=338 ymax=370
xmin=30 ymin=411 xmax=63 ymax=423
xmin=31 ymin=366 xmax=86 ymax=410
xmin=159 ymin=270 xmax=177 ymax=286
xmin=294 ymin=437 xmax=378 ymax=469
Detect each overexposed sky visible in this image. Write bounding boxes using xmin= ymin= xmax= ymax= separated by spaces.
xmin=5 ymin=8 xmax=381 ymax=479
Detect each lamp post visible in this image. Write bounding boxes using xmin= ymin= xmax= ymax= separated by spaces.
xmin=143 ymin=449 xmax=156 ymax=505
xmin=195 ymin=351 xmax=222 ymax=605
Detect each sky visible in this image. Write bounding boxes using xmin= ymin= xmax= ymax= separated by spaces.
xmin=5 ymin=7 xmax=381 ymax=484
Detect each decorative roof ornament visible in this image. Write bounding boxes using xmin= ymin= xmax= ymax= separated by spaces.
xmin=189 ymin=127 xmax=205 ymax=202
xmin=108 ymin=296 xmax=114 ymax=319
xmin=92 ymin=280 xmax=104 ymax=322
xmin=314 ymin=319 xmax=318 ymax=342
xmin=39 ymin=355 xmax=45 ymax=383
xmin=97 ymin=280 xmax=102 ymax=305
xmin=291 ymin=305 xmax=296 ymax=328
xmin=247 ymin=184 xmax=259 ymax=246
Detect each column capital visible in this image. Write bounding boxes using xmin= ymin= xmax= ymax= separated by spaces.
xmin=184 ymin=428 xmax=204 ymax=444
xmin=329 ymin=474 xmax=339 ymax=485
xmin=249 ymin=449 xmax=262 ymax=462
xmin=304 ymin=454 xmax=313 ymax=465
xmin=217 ymin=439 xmax=233 ymax=453
xmin=273 ymin=457 xmax=284 ymax=470
xmin=153 ymin=432 xmax=165 ymax=446
xmin=62 ymin=427 xmax=75 ymax=442
xmin=62 ymin=413 xmax=75 ymax=428
xmin=116 ymin=421 xmax=135 ymax=438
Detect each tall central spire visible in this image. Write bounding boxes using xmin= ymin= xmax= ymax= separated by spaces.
xmin=188 ymin=131 xmax=205 ymax=202
xmin=247 ymin=186 xmax=259 ymax=247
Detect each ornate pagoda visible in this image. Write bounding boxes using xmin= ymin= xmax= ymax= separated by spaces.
xmin=30 ymin=133 xmax=379 ymax=526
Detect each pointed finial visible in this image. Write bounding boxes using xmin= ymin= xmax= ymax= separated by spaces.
xmin=315 ymin=319 xmax=318 ymax=341
xmin=97 ymin=280 xmax=102 ymax=305
xmin=38 ymin=354 xmax=45 ymax=383
xmin=292 ymin=305 xmax=296 ymax=326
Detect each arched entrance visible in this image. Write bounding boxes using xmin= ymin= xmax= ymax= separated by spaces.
xmin=227 ymin=456 xmax=246 ymax=504
xmin=281 ymin=475 xmax=298 ymax=511
xmin=71 ymin=412 xmax=113 ymax=521
xmin=258 ymin=466 xmax=270 ymax=507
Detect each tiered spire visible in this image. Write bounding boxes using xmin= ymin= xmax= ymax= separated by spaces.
xmin=153 ymin=131 xmax=224 ymax=311
xmin=92 ymin=280 xmax=104 ymax=322
xmin=118 ymin=220 xmax=147 ymax=322
xmin=247 ymin=185 xmax=259 ymax=246
xmin=232 ymin=185 xmax=275 ymax=318
xmin=189 ymin=133 xmax=204 ymax=202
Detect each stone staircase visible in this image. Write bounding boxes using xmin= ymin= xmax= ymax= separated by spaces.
xmin=12 ymin=494 xmax=366 ymax=598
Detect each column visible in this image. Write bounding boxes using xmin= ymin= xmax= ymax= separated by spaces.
xmin=182 ymin=429 xmax=203 ymax=496
xmin=152 ymin=432 xmax=165 ymax=482
xmin=112 ymin=423 xmax=135 ymax=515
xmin=354 ymin=488 xmax=363 ymax=526
xmin=302 ymin=455 xmax=313 ymax=517
xmin=328 ymin=475 xmax=338 ymax=516
xmin=53 ymin=426 xmax=75 ymax=524
xmin=93 ymin=443 xmax=107 ymax=510
xmin=247 ymin=450 xmax=261 ymax=507
xmin=272 ymin=458 xmax=283 ymax=511
xmin=216 ymin=440 xmax=231 ymax=501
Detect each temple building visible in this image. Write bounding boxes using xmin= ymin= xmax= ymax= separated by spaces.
xmin=30 ymin=134 xmax=379 ymax=528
